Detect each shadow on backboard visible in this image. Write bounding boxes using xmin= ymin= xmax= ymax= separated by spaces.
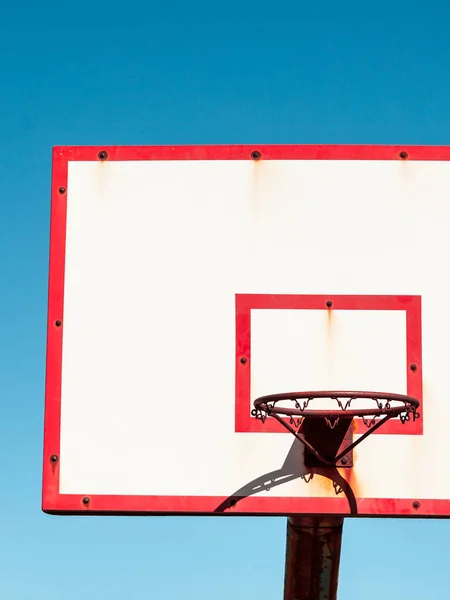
xmin=213 ymin=437 xmax=357 ymax=515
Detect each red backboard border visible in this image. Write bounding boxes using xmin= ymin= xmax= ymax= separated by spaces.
xmin=43 ymin=144 xmax=449 ymax=516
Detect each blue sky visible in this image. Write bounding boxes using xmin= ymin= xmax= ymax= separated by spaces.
xmin=1 ymin=1 xmax=450 ymax=598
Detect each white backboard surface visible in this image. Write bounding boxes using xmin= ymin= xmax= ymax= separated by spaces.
xmin=43 ymin=145 xmax=450 ymax=517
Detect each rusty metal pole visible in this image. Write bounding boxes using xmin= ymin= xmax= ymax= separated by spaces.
xmin=283 ymin=516 xmax=344 ymax=600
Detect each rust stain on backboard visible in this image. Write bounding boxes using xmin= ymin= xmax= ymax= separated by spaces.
xmin=250 ymin=156 xmax=266 ymax=223
xmin=326 ymin=302 xmax=333 ymax=325
xmin=326 ymin=306 xmax=334 ymax=347
xmin=311 ymin=473 xmax=338 ymax=497
xmin=340 ymin=460 xmax=362 ymax=499
xmin=93 ymin=161 xmax=110 ymax=205
xmin=326 ymin=304 xmax=333 ymax=389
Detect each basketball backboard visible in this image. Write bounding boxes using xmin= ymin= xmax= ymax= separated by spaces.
xmin=43 ymin=144 xmax=450 ymax=517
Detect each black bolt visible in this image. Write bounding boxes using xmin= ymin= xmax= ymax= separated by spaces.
xmin=250 ymin=150 xmax=261 ymax=161
xmin=326 ymin=300 xmax=333 ymax=308
xmin=410 ymin=364 xmax=417 ymax=371
xmin=229 ymin=499 xmax=237 ymax=507
xmin=82 ymin=497 xmax=90 ymax=505
xmin=50 ymin=454 xmax=58 ymax=463
xmin=412 ymin=501 xmax=420 ymax=509
xmin=399 ymin=151 xmax=408 ymax=160
xmin=341 ymin=456 xmax=348 ymax=465
xmin=98 ymin=150 xmax=108 ymax=160
xmin=240 ymin=357 xmax=247 ymax=364
xmin=58 ymin=187 xmax=66 ymax=194
xmin=55 ymin=320 xmax=62 ymax=327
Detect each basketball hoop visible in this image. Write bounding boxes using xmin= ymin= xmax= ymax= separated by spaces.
xmin=252 ymin=391 xmax=420 ymax=466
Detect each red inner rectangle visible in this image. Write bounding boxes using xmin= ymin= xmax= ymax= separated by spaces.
xmin=235 ymin=294 xmax=423 ymax=436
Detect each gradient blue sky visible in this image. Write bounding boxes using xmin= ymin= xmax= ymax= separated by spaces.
xmin=1 ymin=2 xmax=450 ymax=598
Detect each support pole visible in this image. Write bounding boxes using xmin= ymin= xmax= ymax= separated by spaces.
xmin=283 ymin=516 xmax=344 ymax=600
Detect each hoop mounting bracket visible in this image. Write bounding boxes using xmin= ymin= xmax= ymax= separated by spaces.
xmin=303 ymin=418 xmax=353 ymax=468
